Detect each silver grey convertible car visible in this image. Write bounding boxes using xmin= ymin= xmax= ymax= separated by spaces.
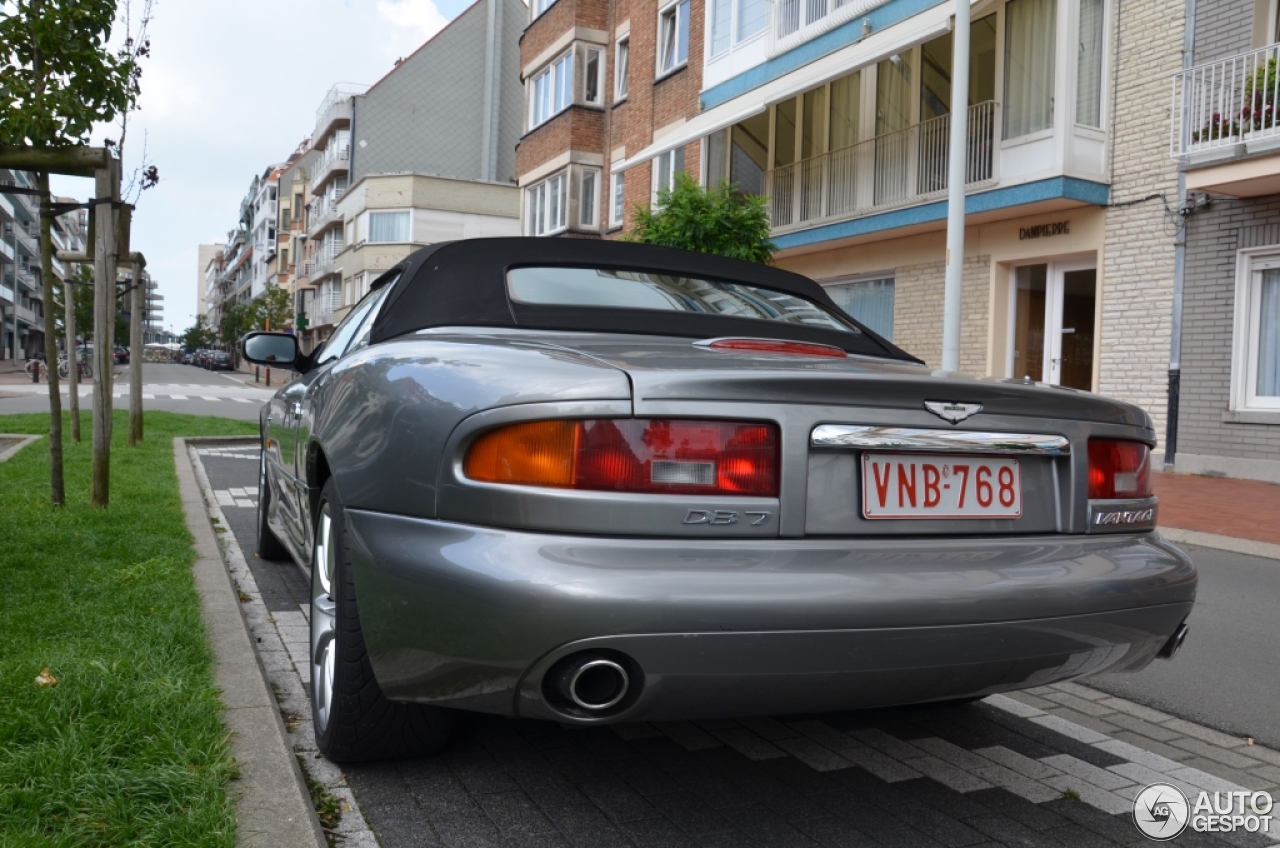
xmin=241 ymin=237 xmax=1195 ymax=764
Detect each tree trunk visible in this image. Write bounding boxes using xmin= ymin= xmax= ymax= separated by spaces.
xmin=64 ymin=258 xmax=79 ymax=443
xmin=37 ymin=172 xmax=65 ymax=507
xmin=128 ymin=258 xmax=143 ymax=445
xmin=90 ymin=160 xmax=118 ymax=508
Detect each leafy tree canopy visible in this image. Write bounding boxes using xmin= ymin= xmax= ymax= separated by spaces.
xmin=627 ymin=173 xmax=776 ymax=265
xmin=0 ymin=0 xmax=139 ymax=147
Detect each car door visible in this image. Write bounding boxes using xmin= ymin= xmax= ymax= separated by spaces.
xmin=291 ymin=282 xmax=397 ymax=555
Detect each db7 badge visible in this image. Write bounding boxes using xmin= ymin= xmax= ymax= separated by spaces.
xmin=683 ymin=509 xmax=772 ymax=526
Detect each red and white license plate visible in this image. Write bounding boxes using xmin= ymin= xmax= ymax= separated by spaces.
xmin=861 ymin=453 xmax=1022 ymax=519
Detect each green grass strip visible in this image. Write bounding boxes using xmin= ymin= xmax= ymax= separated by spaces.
xmin=0 ymin=412 xmax=256 ymax=847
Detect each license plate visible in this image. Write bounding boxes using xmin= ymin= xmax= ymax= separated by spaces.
xmin=861 ymin=453 xmax=1022 ymax=519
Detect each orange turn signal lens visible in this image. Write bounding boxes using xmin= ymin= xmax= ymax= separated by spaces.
xmin=464 ymin=420 xmax=579 ymax=487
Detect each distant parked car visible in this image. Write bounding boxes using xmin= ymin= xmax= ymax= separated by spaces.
xmin=209 ymin=351 xmax=233 ymax=371
xmin=114 ymin=346 xmax=129 ymax=365
xmin=243 ymin=238 xmax=1196 ymax=765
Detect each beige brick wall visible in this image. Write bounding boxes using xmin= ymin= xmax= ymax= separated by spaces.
xmin=1099 ymin=0 xmax=1184 ymax=447
xmin=892 ymin=255 xmax=990 ymax=372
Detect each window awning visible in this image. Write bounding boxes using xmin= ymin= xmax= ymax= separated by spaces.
xmin=613 ymin=2 xmax=955 ymax=174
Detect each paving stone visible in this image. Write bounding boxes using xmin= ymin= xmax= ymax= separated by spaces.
xmin=1168 ymin=737 xmax=1264 ymax=769
xmin=1165 ymin=719 xmax=1250 ymax=749
xmin=646 ymin=791 xmax=741 ymax=837
xmin=1104 ymin=711 xmax=1184 ymax=742
xmin=651 ymin=722 xmax=723 ymax=751
xmin=1109 ymin=731 xmax=1197 ymax=765
xmin=1042 ymin=823 xmax=1129 ymax=847
xmin=539 ymin=801 xmax=633 ymax=848
xmin=787 ymin=719 xmax=865 ymax=752
xmin=1041 ymin=797 xmax=1145 ymax=845
xmin=1107 ymin=761 xmax=1204 ymax=801
xmin=1097 ymin=697 xmax=1177 ymax=725
xmin=1028 ymin=714 xmax=1110 ymax=745
xmin=736 ymin=716 xmax=801 ymax=741
xmin=737 ymin=779 xmax=831 ymax=822
xmin=617 ymin=816 xmax=699 ymax=848
xmin=971 ymin=764 xmax=1062 ymax=804
xmin=579 ymin=777 xmax=662 ymax=824
xmin=967 ymin=812 xmax=1069 ymax=847
xmin=1039 ymin=707 xmax=1122 ymax=737
xmin=891 ymin=804 xmax=988 ymax=847
xmin=985 ymin=694 xmax=1047 ymax=718
xmin=1049 ymin=682 xmax=1109 ymax=701
xmin=1240 ymin=746 xmax=1280 ymax=768
xmin=967 ymin=788 xmax=1069 ymax=831
xmin=696 ymin=719 xmax=741 ymax=731
xmin=839 ymin=746 xmax=922 ymax=784
xmin=848 ymin=728 xmax=927 ymax=760
xmin=911 ymin=737 xmax=995 ymax=772
xmin=611 ymin=723 xmax=663 ymax=740
xmin=1004 ymin=692 xmax=1059 ymax=712
xmin=1177 ymin=757 xmax=1272 ymax=791
xmin=1041 ymin=693 xmax=1117 ymax=717
xmin=1251 ymin=764 xmax=1280 ymax=785
xmin=1043 ymin=775 xmax=1130 ymax=816
xmin=973 ymin=746 xmax=1064 ymax=781
xmin=909 ymin=755 xmax=994 ymax=793
xmin=774 ymin=736 xmax=854 ymax=773
xmin=898 ymin=777 xmax=993 ymax=820
xmin=1040 ymin=754 xmax=1135 ymax=791
xmin=793 ymin=816 xmax=879 ymax=848
xmin=478 ymin=791 xmax=558 ymax=841
xmin=432 ymin=812 xmax=509 ymax=848
xmin=414 ymin=782 xmax=486 ymax=820
xmin=714 ymin=728 xmax=789 ymax=761
xmin=871 ymin=826 xmax=947 ymax=848
xmin=446 ymin=752 xmax=521 ymax=795
xmin=1169 ymin=764 xmax=1250 ymax=794
xmin=723 ymin=803 xmax=823 ymax=846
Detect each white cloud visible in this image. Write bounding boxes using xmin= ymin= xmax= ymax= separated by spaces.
xmin=51 ymin=0 xmax=458 ymax=333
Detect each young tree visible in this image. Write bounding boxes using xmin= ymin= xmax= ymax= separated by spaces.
xmin=628 ymin=173 xmax=776 ymax=265
xmin=253 ymin=283 xmax=292 ymax=331
xmin=0 ymin=0 xmax=145 ymax=507
xmin=180 ymin=315 xmax=214 ymax=350
xmin=218 ymin=302 xmax=254 ymax=347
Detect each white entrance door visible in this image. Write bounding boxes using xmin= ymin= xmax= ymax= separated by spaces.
xmin=1011 ymin=258 xmax=1097 ymax=389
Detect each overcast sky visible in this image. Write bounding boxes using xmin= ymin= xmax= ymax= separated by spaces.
xmin=50 ymin=0 xmax=478 ymax=335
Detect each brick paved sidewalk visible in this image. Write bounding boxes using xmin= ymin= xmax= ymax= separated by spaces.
xmin=1154 ymin=471 xmax=1280 ymax=547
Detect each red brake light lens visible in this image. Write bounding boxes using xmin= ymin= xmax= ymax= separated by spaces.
xmin=705 ymin=338 xmax=848 ymax=358
xmin=466 ymin=419 xmax=779 ymax=496
xmin=1087 ymin=439 xmax=1152 ymax=499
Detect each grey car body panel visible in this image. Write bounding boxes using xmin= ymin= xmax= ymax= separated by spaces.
xmin=342 ymin=508 xmax=1195 ymax=719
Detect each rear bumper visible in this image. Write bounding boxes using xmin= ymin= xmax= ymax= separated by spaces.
xmin=344 ymin=510 xmax=1196 ymax=722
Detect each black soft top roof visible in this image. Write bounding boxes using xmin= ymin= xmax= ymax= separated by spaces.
xmin=368 ymin=238 xmax=919 ymax=362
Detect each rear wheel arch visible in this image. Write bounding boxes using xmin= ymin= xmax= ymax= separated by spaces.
xmin=308 ymin=442 xmax=332 ymax=520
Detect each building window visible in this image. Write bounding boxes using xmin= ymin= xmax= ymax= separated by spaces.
xmin=1003 ymin=0 xmax=1057 ymax=139
xmin=658 ymin=0 xmax=690 ymax=76
xmin=824 ymin=276 xmax=895 ymax=340
xmin=653 ymin=147 xmax=686 ymax=202
xmin=710 ymin=0 xmax=768 ymax=56
xmin=530 ymin=51 xmax=574 ymax=129
xmin=368 ymin=211 xmax=410 ymax=243
xmin=1234 ymin=251 xmax=1280 ymax=411
xmin=580 ymin=168 xmax=600 ymax=228
xmin=527 ymin=172 xmax=569 ymax=236
xmin=615 ymin=37 xmax=630 ymax=100
xmin=583 ymin=46 xmax=603 ymax=105
xmin=1076 ymin=0 xmax=1105 ymax=127
xmin=610 ymin=171 xmax=625 ymax=227
xmin=531 ymin=0 xmax=555 ymax=17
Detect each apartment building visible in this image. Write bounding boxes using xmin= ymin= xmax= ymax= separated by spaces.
xmin=1 ymin=169 xmax=44 ymax=361
xmin=275 ymin=145 xmax=318 ymax=350
xmin=196 ymin=242 xmax=223 ymax=322
xmin=517 ymin=0 xmax=1186 ymax=454
xmin=1167 ymin=0 xmax=1280 ymax=481
xmin=249 ymin=165 xmax=285 ymax=299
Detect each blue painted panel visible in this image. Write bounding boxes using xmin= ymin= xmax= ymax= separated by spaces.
xmin=772 ymin=177 xmax=1110 ymax=249
xmin=701 ymin=0 xmax=944 ymax=110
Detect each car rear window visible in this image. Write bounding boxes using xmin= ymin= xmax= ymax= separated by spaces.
xmin=507 ymin=267 xmax=860 ymax=334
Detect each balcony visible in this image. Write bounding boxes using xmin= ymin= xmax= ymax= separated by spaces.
xmin=765 ymin=100 xmax=998 ymax=232
xmin=313 ymin=83 xmax=366 ymax=147
xmin=308 ymin=242 xmax=343 ymax=281
xmin=773 ymin=0 xmax=889 ymax=58
xmin=306 ymin=189 xmax=345 ymax=238
xmin=1172 ymin=43 xmax=1280 ymax=195
xmin=310 ymin=146 xmax=350 ymax=192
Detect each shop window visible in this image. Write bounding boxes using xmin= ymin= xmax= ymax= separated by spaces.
xmin=1233 ymin=251 xmax=1280 ymax=411
xmin=824 ymin=276 xmax=895 ymax=340
xmin=658 ymin=0 xmax=690 ymax=76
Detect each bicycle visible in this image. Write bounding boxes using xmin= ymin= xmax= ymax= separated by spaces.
xmin=23 ymin=355 xmax=48 ymax=381
xmin=57 ymin=353 xmax=92 ymax=380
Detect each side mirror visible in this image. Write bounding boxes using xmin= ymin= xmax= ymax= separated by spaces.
xmin=242 ymin=331 xmax=299 ymax=367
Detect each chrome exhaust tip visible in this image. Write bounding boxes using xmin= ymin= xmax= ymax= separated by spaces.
xmin=1158 ymin=622 xmax=1189 ymax=660
xmin=553 ymin=655 xmax=630 ymax=711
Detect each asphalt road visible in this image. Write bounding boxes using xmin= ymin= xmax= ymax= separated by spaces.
xmin=0 ymin=361 xmax=274 ymax=421
xmin=1089 ymin=542 xmax=1280 ymax=748
xmin=199 ymin=449 xmax=1278 ymax=848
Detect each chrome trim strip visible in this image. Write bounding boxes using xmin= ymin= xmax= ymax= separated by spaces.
xmin=811 ymin=425 xmax=1070 ymax=455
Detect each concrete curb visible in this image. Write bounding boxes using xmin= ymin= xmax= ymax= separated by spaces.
xmin=1160 ymin=526 xmax=1280 ymax=561
xmin=0 ymin=433 xmax=41 ymax=462
xmin=174 ymin=436 xmax=326 ymax=848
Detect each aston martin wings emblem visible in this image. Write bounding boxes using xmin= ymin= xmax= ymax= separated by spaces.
xmin=924 ymin=401 xmax=983 ymax=424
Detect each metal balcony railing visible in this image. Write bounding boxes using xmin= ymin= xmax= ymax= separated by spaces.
xmin=1171 ymin=43 xmax=1280 ymax=158
xmin=306 ymin=188 xmax=345 ymax=236
xmin=773 ymin=0 xmax=889 ymax=56
xmin=310 ymin=146 xmax=350 ymax=191
xmin=764 ymin=100 xmax=998 ymax=232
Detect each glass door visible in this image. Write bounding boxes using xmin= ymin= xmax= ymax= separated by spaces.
xmin=1011 ymin=259 xmax=1097 ymax=389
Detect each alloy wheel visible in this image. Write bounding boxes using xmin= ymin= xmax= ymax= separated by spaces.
xmin=310 ymin=504 xmax=338 ymax=732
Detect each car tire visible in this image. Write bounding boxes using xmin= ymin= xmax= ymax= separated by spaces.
xmin=310 ymin=478 xmax=455 ymax=763
xmin=256 ymin=452 xmax=290 ymax=561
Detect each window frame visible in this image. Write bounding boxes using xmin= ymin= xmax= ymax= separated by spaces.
xmin=582 ymin=45 xmax=605 ymax=106
xmin=366 ymin=210 xmax=411 ymax=244
xmin=614 ymin=36 xmax=630 ymax=102
xmin=652 ymin=147 xmax=686 ymax=204
xmin=1232 ymin=247 xmax=1280 ymax=412
xmin=530 ymin=0 xmax=557 ymax=21
xmin=610 ymin=170 xmax=625 ymax=229
xmin=709 ymin=0 xmax=769 ymax=58
xmin=526 ymin=170 xmax=570 ymax=237
xmin=656 ymin=0 xmax=691 ymax=78
xmin=528 ymin=49 xmax=575 ymax=130
xmin=820 ymin=273 xmax=897 ymax=341
xmin=579 ymin=167 xmax=601 ymax=230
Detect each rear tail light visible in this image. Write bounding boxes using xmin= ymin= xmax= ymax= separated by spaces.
xmin=1087 ymin=439 xmax=1152 ymax=499
xmin=465 ymin=419 xmax=779 ymax=496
